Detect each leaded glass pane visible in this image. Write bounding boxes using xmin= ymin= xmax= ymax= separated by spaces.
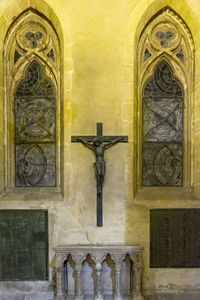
xmin=15 ymin=60 xmax=56 ymax=187
xmin=143 ymin=48 xmax=151 ymax=62
xmin=142 ymin=60 xmax=183 ymax=186
xmin=47 ymin=48 xmax=55 ymax=62
xmin=25 ymin=31 xmax=43 ymax=49
xmin=176 ymin=49 xmax=184 ymax=63
xmin=14 ymin=49 xmax=21 ymax=64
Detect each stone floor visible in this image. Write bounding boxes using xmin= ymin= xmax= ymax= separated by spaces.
xmin=0 ymin=293 xmax=53 ymax=300
xmin=145 ymin=293 xmax=200 ymax=300
xmin=1 ymin=293 xmax=200 ymax=300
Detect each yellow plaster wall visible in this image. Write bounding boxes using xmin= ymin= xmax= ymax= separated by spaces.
xmin=0 ymin=0 xmax=200 ymax=295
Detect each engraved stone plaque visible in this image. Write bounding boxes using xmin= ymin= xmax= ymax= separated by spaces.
xmin=0 ymin=210 xmax=48 ymax=280
xmin=150 ymin=209 xmax=200 ymax=268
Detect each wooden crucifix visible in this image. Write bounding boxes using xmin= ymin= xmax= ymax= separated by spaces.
xmin=71 ymin=123 xmax=128 ymax=227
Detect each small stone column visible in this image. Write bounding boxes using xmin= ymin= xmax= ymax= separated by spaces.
xmin=114 ymin=264 xmax=122 ymax=300
xmin=94 ymin=262 xmax=103 ymax=300
xmin=75 ymin=264 xmax=83 ymax=300
xmin=55 ymin=266 xmax=65 ymax=300
xmin=132 ymin=254 xmax=145 ymax=300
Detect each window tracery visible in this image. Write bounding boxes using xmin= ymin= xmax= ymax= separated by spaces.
xmin=15 ymin=61 xmax=56 ymax=186
xmin=138 ymin=7 xmax=194 ymax=187
xmin=4 ymin=9 xmax=60 ymax=188
xmin=142 ymin=60 xmax=183 ymax=186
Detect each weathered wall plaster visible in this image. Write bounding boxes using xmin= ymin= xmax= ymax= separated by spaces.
xmin=0 ymin=0 xmax=200 ymax=298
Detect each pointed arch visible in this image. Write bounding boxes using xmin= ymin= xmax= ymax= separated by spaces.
xmin=4 ymin=8 xmax=61 ymax=189
xmin=137 ymin=7 xmax=194 ymax=187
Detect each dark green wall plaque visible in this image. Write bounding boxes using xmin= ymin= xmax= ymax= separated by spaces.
xmin=150 ymin=209 xmax=200 ymax=268
xmin=0 ymin=210 xmax=48 ymax=280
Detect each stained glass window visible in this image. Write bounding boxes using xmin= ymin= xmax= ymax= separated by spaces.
xmin=142 ymin=60 xmax=183 ymax=186
xmin=15 ymin=60 xmax=56 ymax=187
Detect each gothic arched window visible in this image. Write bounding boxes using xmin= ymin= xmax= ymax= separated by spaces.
xmin=15 ymin=61 xmax=56 ymax=186
xmin=142 ymin=60 xmax=183 ymax=186
xmin=4 ymin=9 xmax=60 ymax=188
xmin=138 ymin=7 xmax=194 ymax=187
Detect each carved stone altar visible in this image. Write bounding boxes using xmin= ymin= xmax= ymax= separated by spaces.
xmin=54 ymin=245 xmax=145 ymax=300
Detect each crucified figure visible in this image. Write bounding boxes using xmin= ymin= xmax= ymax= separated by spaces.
xmin=71 ymin=123 xmax=128 ymax=226
xmin=77 ymin=137 xmax=123 ymax=195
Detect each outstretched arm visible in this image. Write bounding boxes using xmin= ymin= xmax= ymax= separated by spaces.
xmin=77 ymin=138 xmax=94 ymax=150
xmin=104 ymin=137 xmax=123 ymax=149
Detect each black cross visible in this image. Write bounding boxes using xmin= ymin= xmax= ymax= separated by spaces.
xmin=71 ymin=123 xmax=128 ymax=226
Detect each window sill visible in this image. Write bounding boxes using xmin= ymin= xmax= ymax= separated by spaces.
xmin=134 ymin=186 xmax=199 ymax=201
xmin=0 ymin=187 xmax=63 ymax=201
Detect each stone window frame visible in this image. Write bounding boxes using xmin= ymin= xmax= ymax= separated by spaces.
xmin=4 ymin=9 xmax=61 ymax=195
xmin=136 ymin=7 xmax=194 ymax=194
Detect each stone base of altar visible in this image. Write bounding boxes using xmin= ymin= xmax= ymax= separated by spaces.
xmin=55 ymin=296 xmax=145 ymax=300
xmin=0 ymin=292 xmax=53 ymax=300
xmin=0 ymin=291 xmax=200 ymax=300
xmin=54 ymin=245 xmax=145 ymax=300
